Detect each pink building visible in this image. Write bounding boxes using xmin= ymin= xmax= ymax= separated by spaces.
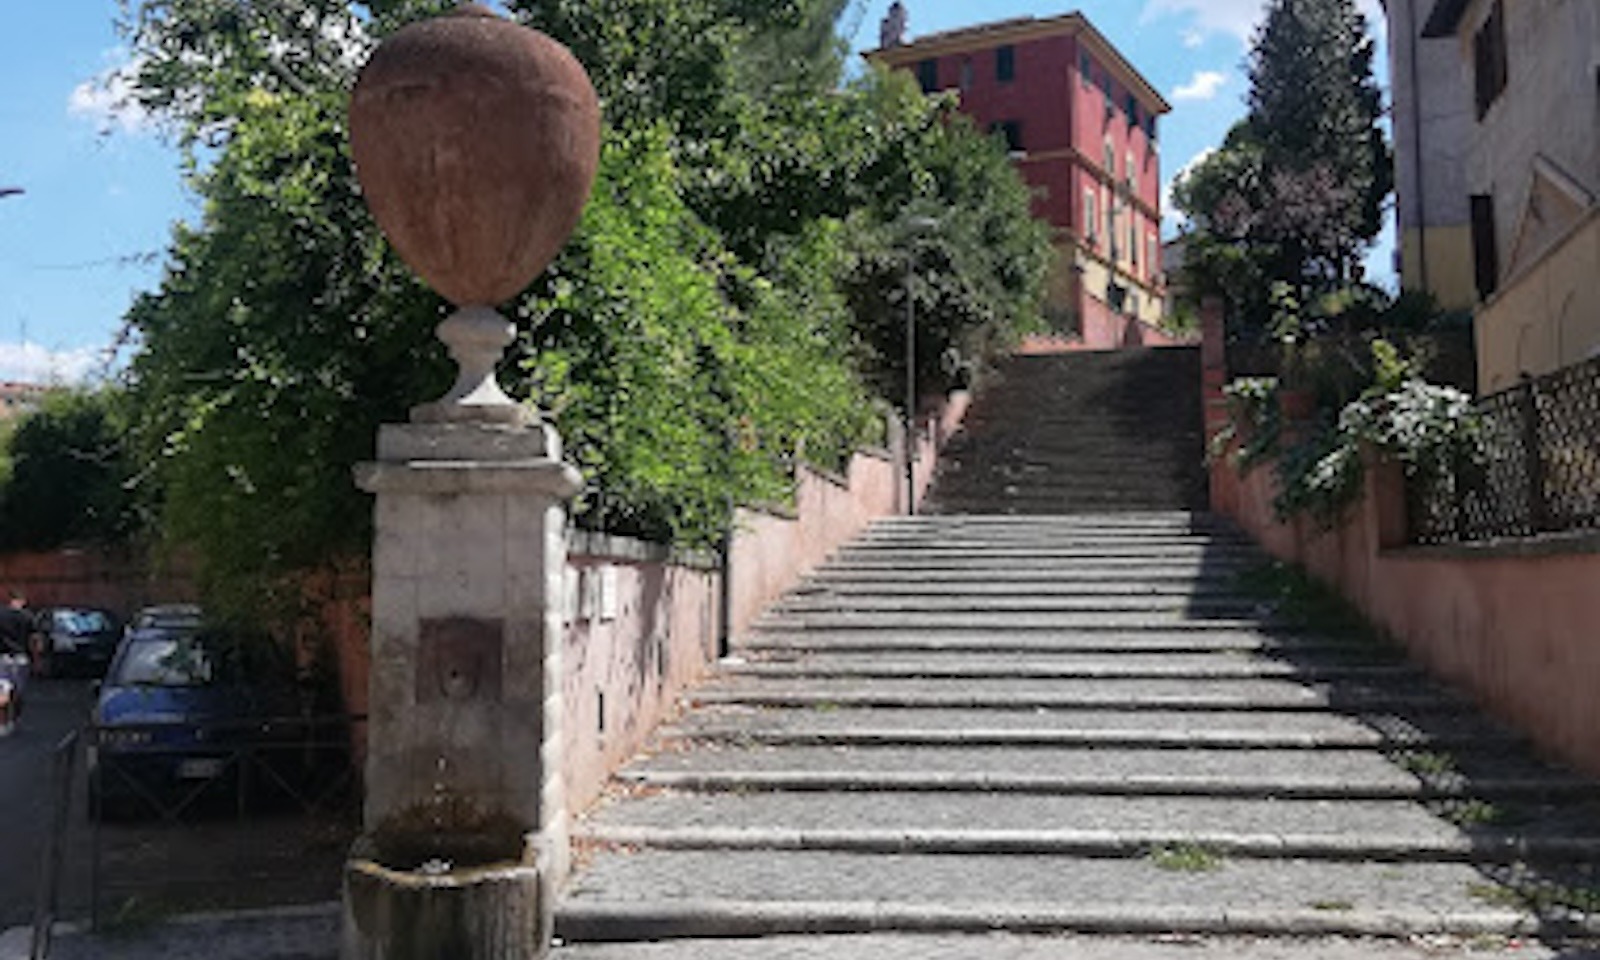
xmin=871 ymin=13 xmax=1171 ymax=348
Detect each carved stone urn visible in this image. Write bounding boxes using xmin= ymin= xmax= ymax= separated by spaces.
xmin=349 ymin=2 xmax=600 ymax=425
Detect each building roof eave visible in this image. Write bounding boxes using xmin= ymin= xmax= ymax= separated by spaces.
xmin=1421 ymin=0 xmax=1470 ymax=38
xmin=865 ymin=12 xmax=1172 ymax=115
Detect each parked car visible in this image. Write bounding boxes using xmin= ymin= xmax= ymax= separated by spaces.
xmin=125 ymin=603 xmax=203 ymax=635
xmin=27 ymin=606 xmax=122 ymax=678
xmin=88 ymin=616 xmax=309 ymax=818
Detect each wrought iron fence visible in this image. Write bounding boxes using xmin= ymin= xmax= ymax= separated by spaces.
xmin=1408 ymin=354 xmax=1600 ymax=545
xmin=31 ymin=714 xmax=364 ymax=954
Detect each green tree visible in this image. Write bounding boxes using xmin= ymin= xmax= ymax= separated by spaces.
xmin=0 ymin=389 xmax=137 ymax=551
xmin=112 ymin=0 xmax=1048 ymax=623
xmin=1173 ymin=0 xmax=1391 ymax=330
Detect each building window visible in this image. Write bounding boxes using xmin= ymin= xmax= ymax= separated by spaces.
xmin=993 ymin=120 xmax=1024 ymax=153
xmin=916 ymin=58 xmax=938 ymax=93
xmin=1079 ymin=51 xmax=1093 ymax=85
xmin=1083 ymin=190 xmax=1098 ymax=243
xmin=1104 ymin=141 xmax=1116 ymax=175
xmin=1126 ymin=95 xmax=1139 ymax=127
xmin=1470 ymin=193 xmax=1499 ymax=300
xmin=959 ymin=58 xmax=973 ymax=90
xmin=1145 ymin=114 xmax=1157 ymax=143
xmin=996 ymin=45 xmax=1015 ymax=83
xmin=1473 ymin=0 xmax=1508 ymax=120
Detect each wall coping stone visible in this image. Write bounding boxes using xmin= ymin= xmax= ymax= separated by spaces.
xmin=1381 ymin=528 xmax=1600 ymax=562
xmin=566 ymin=529 xmax=718 ymax=571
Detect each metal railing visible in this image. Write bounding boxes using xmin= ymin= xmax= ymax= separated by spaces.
xmin=1408 ymin=354 xmax=1600 ymax=545
xmin=31 ymin=715 xmax=364 ymax=956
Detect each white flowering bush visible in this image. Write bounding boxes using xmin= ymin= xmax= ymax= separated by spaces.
xmin=1221 ymin=340 xmax=1482 ymax=526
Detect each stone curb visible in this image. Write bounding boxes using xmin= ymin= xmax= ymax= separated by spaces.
xmin=554 ymin=899 xmax=1594 ymax=943
xmin=578 ymin=825 xmax=1600 ymax=864
xmin=617 ymin=770 xmax=1600 ymax=801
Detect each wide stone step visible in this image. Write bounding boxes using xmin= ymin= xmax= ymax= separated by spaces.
xmin=817 ymin=557 xmax=1265 ymax=575
xmin=558 ymin=851 xmax=1569 ymax=940
xmin=578 ymin=824 xmax=1600 ymax=864
xmin=580 ymin=792 xmax=1513 ymax=849
xmin=551 ymin=932 xmax=1579 ymax=960
xmin=869 ymin=512 xmax=1217 ymax=529
xmin=796 ymin=575 xmax=1253 ymax=593
xmin=667 ymin=706 xmax=1518 ymax=750
xmin=622 ymin=744 xmax=1556 ymax=789
xmin=771 ymin=596 xmax=1266 ymax=616
xmin=799 ymin=571 xmax=1257 ymax=590
xmin=740 ymin=627 xmax=1344 ymax=653
xmin=723 ymin=657 xmax=1416 ymax=683
xmin=834 ymin=543 xmax=1259 ymax=559
xmin=756 ymin=613 xmax=1291 ymax=631
xmin=688 ymin=676 xmax=1463 ymax=713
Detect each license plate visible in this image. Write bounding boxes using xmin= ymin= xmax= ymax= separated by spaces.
xmin=178 ymin=758 xmax=225 ymax=780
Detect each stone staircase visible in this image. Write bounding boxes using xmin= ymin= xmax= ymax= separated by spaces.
xmin=925 ymin=348 xmax=1207 ymax=514
xmin=560 ymin=514 xmax=1600 ymax=952
xmin=555 ymin=351 xmax=1600 ymax=956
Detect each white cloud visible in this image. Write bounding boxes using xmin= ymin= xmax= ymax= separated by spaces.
xmin=1141 ymin=0 xmax=1387 ymax=45
xmin=1182 ymin=30 xmax=1206 ymax=49
xmin=1161 ymin=148 xmax=1218 ymax=236
xmin=0 ymin=342 xmax=104 ymax=385
xmin=1172 ymin=70 xmax=1227 ymax=102
xmin=67 ymin=51 xmax=152 ymax=134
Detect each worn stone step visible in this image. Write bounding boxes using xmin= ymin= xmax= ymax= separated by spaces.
xmin=623 ymin=744 xmax=1555 ymax=790
xmin=620 ymin=768 xmax=1598 ymax=803
xmin=687 ymin=676 xmax=1464 ymax=714
xmin=756 ymin=613 xmax=1292 ymax=631
xmin=799 ymin=573 xmax=1257 ymax=592
xmin=795 ymin=576 xmax=1254 ymax=594
xmin=551 ymin=931 xmax=1580 ymax=960
xmin=558 ymin=851 xmax=1572 ymax=940
xmin=722 ymin=657 xmax=1415 ymax=683
xmin=581 ymin=791 xmax=1527 ymax=847
xmin=739 ymin=627 xmax=1346 ymax=653
xmin=771 ymin=596 xmax=1266 ymax=616
xmin=579 ymin=824 xmax=1600 ymax=865
xmin=869 ymin=513 xmax=1220 ymax=530
xmin=834 ymin=542 xmax=1259 ymax=558
xmin=816 ymin=558 xmax=1265 ymax=576
xmin=667 ymin=706 xmax=1517 ymax=750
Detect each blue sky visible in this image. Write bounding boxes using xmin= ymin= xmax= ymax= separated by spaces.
xmin=0 ymin=0 xmax=1392 ymax=384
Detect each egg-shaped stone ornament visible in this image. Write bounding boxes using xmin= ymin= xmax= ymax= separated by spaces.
xmin=349 ymin=4 xmax=600 ymax=424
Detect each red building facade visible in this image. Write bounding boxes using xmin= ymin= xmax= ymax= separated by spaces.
xmin=872 ymin=15 xmax=1171 ymax=347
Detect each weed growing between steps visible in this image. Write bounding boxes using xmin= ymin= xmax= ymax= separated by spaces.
xmin=1232 ymin=560 xmax=1393 ymax=649
xmin=1146 ymin=842 xmax=1224 ymax=873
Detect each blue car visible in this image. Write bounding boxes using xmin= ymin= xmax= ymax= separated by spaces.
xmin=88 ymin=620 xmax=304 ymax=818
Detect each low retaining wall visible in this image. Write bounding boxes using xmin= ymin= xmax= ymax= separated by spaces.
xmin=1211 ymin=455 xmax=1600 ymax=777
xmin=728 ymin=391 xmax=969 ymax=638
xmin=0 ymin=548 xmax=195 ymax=612
xmin=1200 ymin=299 xmax=1600 ymax=776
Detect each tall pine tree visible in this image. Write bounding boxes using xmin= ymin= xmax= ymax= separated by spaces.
xmin=1246 ymin=0 xmax=1391 ymax=284
xmin=1174 ymin=0 xmax=1392 ymax=323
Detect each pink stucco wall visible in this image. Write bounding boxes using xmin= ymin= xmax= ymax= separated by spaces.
xmin=728 ymin=392 xmax=970 ymax=639
xmin=562 ymin=553 xmax=718 ymax=812
xmin=1201 ymin=299 xmax=1600 ymax=777
xmin=564 ymin=389 xmax=970 ymax=811
xmin=1212 ymin=454 xmax=1600 ymax=777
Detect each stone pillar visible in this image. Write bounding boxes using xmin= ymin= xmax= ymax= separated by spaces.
xmin=342 ymin=422 xmax=581 ymax=960
xmin=339 ymin=6 xmax=599 ymax=956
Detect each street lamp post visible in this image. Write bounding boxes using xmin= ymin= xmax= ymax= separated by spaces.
xmin=902 ymin=215 xmax=939 ymax=515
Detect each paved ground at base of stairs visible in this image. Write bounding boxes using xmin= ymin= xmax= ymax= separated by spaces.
xmin=5 ymin=906 xmax=1596 ymax=960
